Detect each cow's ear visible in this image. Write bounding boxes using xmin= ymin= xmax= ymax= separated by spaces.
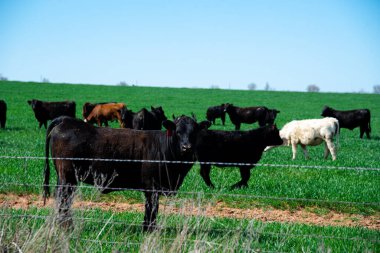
xmin=276 ymin=110 xmax=280 ymax=113
xmin=172 ymin=114 xmax=176 ymax=120
xmin=163 ymin=120 xmax=176 ymax=131
xmin=27 ymin=100 xmax=31 ymax=105
xmin=151 ymin=106 xmax=155 ymax=110
xmin=199 ymin=120 xmax=211 ymax=130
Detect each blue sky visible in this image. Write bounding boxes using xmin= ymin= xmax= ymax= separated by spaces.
xmin=1 ymin=0 xmax=379 ymax=92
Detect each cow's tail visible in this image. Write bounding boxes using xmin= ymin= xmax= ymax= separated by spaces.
xmin=43 ymin=116 xmax=64 ymax=205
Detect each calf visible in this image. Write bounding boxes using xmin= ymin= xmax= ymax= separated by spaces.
xmin=0 ymin=100 xmax=6 ymax=128
xmin=206 ymin=104 xmax=227 ymax=125
xmin=225 ymin=104 xmax=280 ymax=130
xmin=266 ymin=117 xmax=339 ymax=160
xmin=27 ymin=99 xmax=76 ymax=128
xmin=195 ymin=125 xmax=283 ymax=189
xmin=321 ymin=106 xmax=371 ymax=139
xmin=84 ymin=102 xmax=126 ymax=127
xmin=44 ymin=115 xmax=209 ymax=231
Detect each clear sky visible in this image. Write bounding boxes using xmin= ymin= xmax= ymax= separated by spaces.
xmin=1 ymin=0 xmax=379 ymax=92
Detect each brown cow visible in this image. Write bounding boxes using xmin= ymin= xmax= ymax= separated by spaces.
xmin=84 ymin=103 xmax=126 ymax=127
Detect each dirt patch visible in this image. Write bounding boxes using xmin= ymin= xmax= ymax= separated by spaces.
xmin=1 ymin=193 xmax=379 ymax=230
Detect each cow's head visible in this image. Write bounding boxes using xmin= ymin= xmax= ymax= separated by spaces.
xmin=27 ymin=99 xmax=41 ymax=111
xmin=265 ymin=109 xmax=280 ymax=125
xmin=263 ymin=124 xmax=283 ymax=146
xmin=151 ymin=106 xmax=167 ymax=122
xmin=321 ymin=106 xmax=333 ymax=117
xmin=163 ymin=115 xmax=210 ymax=154
xmin=224 ymin=103 xmax=233 ymax=113
xmin=120 ymin=107 xmax=134 ymax=128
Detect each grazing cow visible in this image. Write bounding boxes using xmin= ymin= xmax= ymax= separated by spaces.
xmin=0 ymin=100 xmax=6 ymax=128
xmin=195 ymin=124 xmax=283 ymax=189
xmin=225 ymin=104 xmax=280 ymax=130
xmin=27 ymin=99 xmax=76 ymax=128
xmin=43 ymin=115 xmax=209 ymax=231
xmin=84 ymin=103 xmax=126 ymax=127
xmin=321 ymin=106 xmax=371 ymax=139
xmin=133 ymin=106 xmax=167 ymax=130
xmin=206 ymin=104 xmax=227 ymax=125
xmin=82 ymin=102 xmax=116 ymax=125
xmin=266 ymin=117 xmax=339 ymax=160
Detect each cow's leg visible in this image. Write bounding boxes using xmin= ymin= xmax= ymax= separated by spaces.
xmin=96 ymin=119 xmax=102 ymax=127
xmin=365 ymin=127 xmax=371 ymax=139
xmin=221 ymin=114 xmax=225 ymax=126
xmin=235 ymin=123 xmax=241 ymax=130
xmin=325 ymin=138 xmax=336 ymax=160
xmin=230 ymin=167 xmax=251 ymax=189
xmin=143 ymin=191 xmax=159 ymax=232
xmin=359 ymin=126 xmax=365 ymax=138
xmin=200 ymin=164 xmax=215 ymax=188
xmin=291 ymin=142 xmax=298 ymax=160
xmin=301 ymin=144 xmax=309 ymax=159
xmin=323 ymin=142 xmax=330 ymax=159
xmin=56 ymin=162 xmax=77 ymax=228
xmin=360 ymin=125 xmax=371 ymax=139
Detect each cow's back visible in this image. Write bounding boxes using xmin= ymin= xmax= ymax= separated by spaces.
xmin=49 ymin=117 xmax=194 ymax=192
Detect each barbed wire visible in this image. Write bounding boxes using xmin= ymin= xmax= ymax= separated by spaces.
xmin=1 ymin=213 xmax=378 ymax=244
xmin=1 ymin=181 xmax=378 ymax=206
xmin=1 ymin=155 xmax=380 ymax=171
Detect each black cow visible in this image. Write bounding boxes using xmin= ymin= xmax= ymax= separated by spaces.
xmin=225 ymin=104 xmax=280 ymax=130
xmin=121 ymin=106 xmax=167 ymax=130
xmin=120 ymin=107 xmax=136 ymax=129
xmin=206 ymin=104 xmax=227 ymax=125
xmin=0 ymin=100 xmax=6 ymax=128
xmin=27 ymin=99 xmax=76 ymax=128
xmin=321 ymin=106 xmax=371 ymax=139
xmin=43 ymin=115 xmax=209 ymax=231
xmin=195 ymin=125 xmax=283 ymax=189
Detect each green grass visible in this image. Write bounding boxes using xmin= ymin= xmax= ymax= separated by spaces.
xmin=0 ymin=80 xmax=379 ymax=251
xmin=1 ymin=206 xmax=378 ymax=252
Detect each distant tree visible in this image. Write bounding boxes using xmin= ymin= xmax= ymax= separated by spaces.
xmin=307 ymin=84 xmax=320 ymax=92
xmin=41 ymin=77 xmax=50 ymax=83
xmin=373 ymin=85 xmax=380 ymax=94
xmin=210 ymin=85 xmax=220 ymax=89
xmin=247 ymin=83 xmax=256 ymax=90
xmin=118 ymin=81 xmax=128 ymax=86
xmin=264 ymin=82 xmax=270 ymax=91
xmin=0 ymin=74 xmax=8 ymax=81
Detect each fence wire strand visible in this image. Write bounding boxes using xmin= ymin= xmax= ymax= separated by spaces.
xmin=1 ymin=155 xmax=380 ymax=171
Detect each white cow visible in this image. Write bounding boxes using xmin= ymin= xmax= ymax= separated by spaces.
xmin=266 ymin=117 xmax=339 ymax=160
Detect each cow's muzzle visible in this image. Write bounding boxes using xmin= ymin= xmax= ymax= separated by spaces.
xmin=181 ymin=144 xmax=192 ymax=153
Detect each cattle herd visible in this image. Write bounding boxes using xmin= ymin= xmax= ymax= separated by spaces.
xmin=0 ymin=98 xmax=372 ymax=231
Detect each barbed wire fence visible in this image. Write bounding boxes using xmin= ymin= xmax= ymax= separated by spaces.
xmin=0 ymin=155 xmax=379 ymax=251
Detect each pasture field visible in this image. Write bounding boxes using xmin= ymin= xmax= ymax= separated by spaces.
xmin=0 ymin=80 xmax=379 ymax=252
